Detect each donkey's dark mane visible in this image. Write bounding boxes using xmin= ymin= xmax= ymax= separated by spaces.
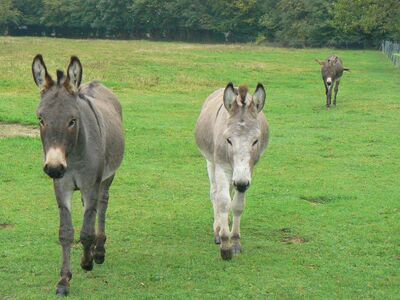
xmin=238 ymin=85 xmax=248 ymax=103
xmin=56 ymin=70 xmax=65 ymax=85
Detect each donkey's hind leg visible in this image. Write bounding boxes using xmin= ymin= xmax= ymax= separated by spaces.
xmin=207 ymin=161 xmax=220 ymax=244
xmin=94 ymin=174 xmax=115 ymax=264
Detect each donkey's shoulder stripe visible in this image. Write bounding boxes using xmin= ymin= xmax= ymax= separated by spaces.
xmin=79 ymin=94 xmax=102 ymax=135
xmin=215 ymin=103 xmax=224 ymax=120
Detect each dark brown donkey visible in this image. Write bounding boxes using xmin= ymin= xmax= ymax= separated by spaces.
xmin=316 ymin=56 xmax=350 ymax=108
xmin=32 ymin=55 xmax=125 ymax=296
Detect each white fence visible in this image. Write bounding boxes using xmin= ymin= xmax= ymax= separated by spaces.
xmin=382 ymin=40 xmax=400 ymax=67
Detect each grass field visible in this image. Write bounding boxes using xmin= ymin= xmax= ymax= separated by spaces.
xmin=0 ymin=37 xmax=399 ymax=299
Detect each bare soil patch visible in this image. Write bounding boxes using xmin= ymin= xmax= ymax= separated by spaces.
xmin=300 ymin=194 xmax=357 ymax=204
xmin=282 ymin=236 xmax=306 ymax=244
xmin=0 ymin=123 xmax=39 ymax=138
xmin=277 ymin=228 xmax=307 ymax=244
xmin=0 ymin=223 xmax=14 ymax=229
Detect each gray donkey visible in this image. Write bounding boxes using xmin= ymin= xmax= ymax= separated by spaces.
xmin=316 ymin=56 xmax=350 ymax=108
xmin=195 ymin=83 xmax=269 ymax=260
xmin=32 ymin=55 xmax=125 ymax=296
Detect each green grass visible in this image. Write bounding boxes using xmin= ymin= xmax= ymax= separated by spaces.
xmin=0 ymin=37 xmax=399 ymax=299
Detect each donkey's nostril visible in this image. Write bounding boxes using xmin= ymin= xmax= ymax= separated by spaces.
xmin=43 ymin=164 xmax=66 ymax=179
xmin=233 ymin=180 xmax=250 ymax=193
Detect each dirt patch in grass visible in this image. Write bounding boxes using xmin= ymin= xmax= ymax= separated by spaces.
xmin=0 ymin=223 xmax=14 ymax=229
xmin=276 ymin=228 xmax=307 ymax=244
xmin=300 ymin=195 xmax=333 ymax=204
xmin=300 ymin=195 xmax=357 ymax=204
xmin=0 ymin=123 xmax=39 ymax=138
xmin=282 ymin=236 xmax=306 ymax=244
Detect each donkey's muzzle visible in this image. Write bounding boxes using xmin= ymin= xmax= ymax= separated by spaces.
xmin=326 ymin=77 xmax=332 ymax=86
xmin=44 ymin=164 xmax=66 ymax=179
xmin=233 ymin=180 xmax=250 ymax=193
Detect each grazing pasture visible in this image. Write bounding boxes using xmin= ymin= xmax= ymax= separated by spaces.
xmin=0 ymin=37 xmax=399 ymax=299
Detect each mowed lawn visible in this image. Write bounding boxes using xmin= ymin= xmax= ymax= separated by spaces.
xmin=0 ymin=37 xmax=399 ymax=299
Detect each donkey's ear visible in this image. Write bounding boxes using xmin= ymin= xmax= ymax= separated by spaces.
xmin=315 ymin=59 xmax=324 ymax=65
xmin=66 ymin=56 xmax=83 ymax=88
xmin=223 ymin=82 xmax=237 ymax=111
xmin=32 ymin=54 xmax=53 ymax=91
xmin=252 ymin=83 xmax=266 ymax=112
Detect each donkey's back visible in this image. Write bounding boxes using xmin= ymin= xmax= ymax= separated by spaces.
xmin=80 ymin=81 xmax=124 ymax=179
xmin=81 ymin=81 xmax=122 ymax=117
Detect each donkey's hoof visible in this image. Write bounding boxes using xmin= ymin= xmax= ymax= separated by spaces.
xmin=214 ymin=236 xmax=221 ymax=245
xmin=220 ymin=248 xmax=233 ymax=260
xmin=232 ymin=244 xmax=242 ymax=255
xmin=56 ymin=285 xmax=69 ymax=297
xmin=94 ymin=253 xmax=105 ymax=264
xmin=94 ymin=245 xmax=105 ymax=264
xmin=81 ymin=260 xmax=94 ymax=271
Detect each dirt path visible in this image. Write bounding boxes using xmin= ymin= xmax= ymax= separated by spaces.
xmin=0 ymin=123 xmax=39 ymax=138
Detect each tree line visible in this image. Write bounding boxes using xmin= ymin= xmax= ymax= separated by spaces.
xmin=1 ymin=0 xmax=399 ymax=48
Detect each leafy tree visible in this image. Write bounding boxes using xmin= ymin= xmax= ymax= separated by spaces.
xmin=13 ymin=0 xmax=42 ymax=26
xmin=0 ymin=0 xmax=399 ymax=48
xmin=260 ymin=0 xmax=336 ymax=47
xmin=333 ymin=0 xmax=400 ymax=47
xmin=0 ymin=0 xmax=20 ymax=33
xmin=94 ymin=0 xmax=133 ymax=38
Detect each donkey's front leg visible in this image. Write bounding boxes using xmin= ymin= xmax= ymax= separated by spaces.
xmin=215 ymin=165 xmax=232 ymax=260
xmin=54 ymin=184 xmax=74 ymax=296
xmin=80 ymin=183 xmax=100 ymax=271
xmin=206 ymin=161 xmax=221 ymax=244
xmin=324 ymin=82 xmax=329 ymax=107
xmin=327 ymin=86 xmax=333 ymax=108
xmin=333 ymin=80 xmax=340 ymax=107
xmin=231 ymin=191 xmax=245 ymax=254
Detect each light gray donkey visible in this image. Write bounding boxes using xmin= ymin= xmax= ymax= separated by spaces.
xmin=195 ymin=83 xmax=269 ymax=260
xmin=32 ymin=55 xmax=125 ymax=296
xmin=316 ymin=55 xmax=350 ymax=108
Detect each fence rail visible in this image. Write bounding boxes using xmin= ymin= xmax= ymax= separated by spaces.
xmin=382 ymin=40 xmax=400 ymax=67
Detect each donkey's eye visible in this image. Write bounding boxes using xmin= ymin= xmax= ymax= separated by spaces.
xmin=252 ymin=139 xmax=259 ymax=146
xmin=68 ymin=119 xmax=77 ymax=128
xmin=227 ymin=138 xmax=232 ymax=145
xmin=38 ymin=117 xmax=44 ymax=127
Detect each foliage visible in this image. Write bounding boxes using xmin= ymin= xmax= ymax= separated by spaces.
xmin=0 ymin=0 xmax=19 ymax=32
xmin=94 ymin=0 xmax=134 ymax=37
xmin=333 ymin=0 xmax=400 ymax=46
xmin=1 ymin=0 xmax=399 ymax=47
